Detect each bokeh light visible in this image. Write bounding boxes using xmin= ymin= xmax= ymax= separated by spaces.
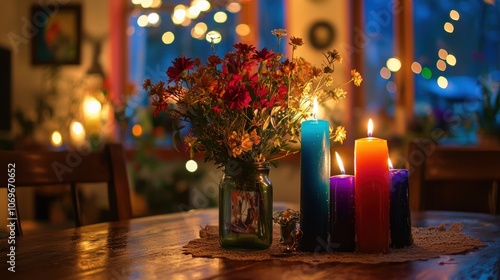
xmin=386 ymin=81 xmax=397 ymax=93
xmin=226 ymin=2 xmax=241 ymax=13
xmin=162 ymin=31 xmax=175 ymax=44
xmin=411 ymin=62 xmax=422 ymax=74
xmin=235 ymin=24 xmax=250 ymax=36
xmin=436 ymin=60 xmax=447 ymax=71
xmin=421 ymin=67 xmax=432 ymax=79
xmin=386 ymin=57 xmax=402 ymax=72
xmin=446 ymin=54 xmax=457 ymax=66
xmin=444 ymin=22 xmax=454 ymax=33
xmin=437 ymin=76 xmax=448 ymax=89
xmin=206 ymin=31 xmax=222 ymax=43
xmin=438 ymin=49 xmax=448 ymax=60
xmin=51 ymin=131 xmax=63 ymax=147
xmin=380 ymin=67 xmax=391 ymax=79
xmin=186 ymin=160 xmax=198 ymax=172
xmin=450 ymin=10 xmax=460 ymax=21
xmin=214 ymin=11 xmax=228 ymax=23
xmin=132 ymin=124 xmax=143 ymax=137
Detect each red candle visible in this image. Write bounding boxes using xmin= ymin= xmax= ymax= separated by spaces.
xmin=354 ymin=119 xmax=390 ymax=253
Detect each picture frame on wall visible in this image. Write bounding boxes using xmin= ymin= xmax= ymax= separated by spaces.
xmin=31 ymin=4 xmax=82 ymax=65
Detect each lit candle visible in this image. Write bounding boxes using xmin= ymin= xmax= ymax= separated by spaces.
xmin=329 ymin=152 xmax=355 ymax=252
xmin=354 ymin=119 xmax=390 ymax=253
xmin=388 ymin=158 xmax=413 ymax=248
xmin=299 ymin=99 xmax=330 ymax=252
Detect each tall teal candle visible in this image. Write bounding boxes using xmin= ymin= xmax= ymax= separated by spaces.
xmin=299 ymin=119 xmax=330 ymax=252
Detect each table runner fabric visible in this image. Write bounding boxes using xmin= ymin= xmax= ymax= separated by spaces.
xmin=183 ymin=223 xmax=486 ymax=264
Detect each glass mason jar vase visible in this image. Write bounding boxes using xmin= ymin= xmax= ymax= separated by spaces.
xmin=219 ymin=161 xmax=273 ymax=250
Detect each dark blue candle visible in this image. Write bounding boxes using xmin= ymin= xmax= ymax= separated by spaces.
xmin=329 ymin=152 xmax=355 ymax=252
xmin=389 ymin=165 xmax=413 ymax=248
xmin=299 ymin=116 xmax=330 ymax=252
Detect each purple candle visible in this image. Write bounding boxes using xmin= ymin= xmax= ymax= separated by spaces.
xmin=388 ymin=159 xmax=413 ymax=248
xmin=329 ymin=152 xmax=356 ymax=252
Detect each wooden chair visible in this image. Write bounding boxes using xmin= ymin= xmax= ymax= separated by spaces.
xmin=0 ymin=143 xmax=132 ymax=236
xmin=407 ymin=139 xmax=500 ymax=214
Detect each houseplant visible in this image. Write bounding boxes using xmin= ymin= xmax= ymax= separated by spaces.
xmin=144 ymin=30 xmax=362 ymax=249
xmin=477 ymin=75 xmax=500 ymax=145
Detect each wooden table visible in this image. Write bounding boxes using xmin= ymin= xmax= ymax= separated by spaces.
xmin=1 ymin=208 xmax=499 ymax=279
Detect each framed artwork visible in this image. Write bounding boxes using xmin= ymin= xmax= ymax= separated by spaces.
xmin=31 ymin=4 xmax=82 ymax=65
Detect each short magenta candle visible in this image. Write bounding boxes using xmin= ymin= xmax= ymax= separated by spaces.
xmin=354 ymin=119 xmax=390 ymax=253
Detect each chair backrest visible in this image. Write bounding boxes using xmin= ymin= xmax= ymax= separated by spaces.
xmin=0 ymin=143 xmax=132 ymax=235
xmin=407 ymin=139 xmax=500 ymax=214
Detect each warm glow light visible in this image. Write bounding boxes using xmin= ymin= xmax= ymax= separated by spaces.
xmin=132 ymin=124 xmax=143 ymax=137
xmin=83 ymin=96 xmax=102 ymax=117
xmin=137 ymin=15 xmax=149 ymax=27
xmin=446 ymin=54 xmax=457 ymax=66
xmin=173 ymin=5 xmax=187 ymax=24
xmin=162 ymin=31 xmax=175 ymax=44
xmin=388 ymin=158 xmax=394 ymax=169
xmin=235 ymin=24 xmax=250 ymax=36
xmin=438 ymin=49 xmax=448 ymax=60
xmin=444 ymin=22 xmax=454 ymax=33
xmin=450 ymin=10 xmax=460 ymax=21
xmin=335 ymin=152 xmax=346 ymax=175
xmin=380 ymin=67 xmax=391 ymax=79
xmin=186 ymin=159 xmax=198 ymax=172
xmin=411 ymin=62 xmax=422 ymax=74
xmin=386 ymin=57 xmax=402 ymax=72
xmin=313 ymin=98 xmax=318 ymax=119
xmin=151 ymin=0 xmax=162 ymax=8
xmin=131 ymin=0 xmax=141 ymax=4
xmin=226 ymin=2 xmax=241 ymax=13
xmin=436 ymin=60 xmax=447 ymax=71
xmin=214 ymin=11 xmax=228 ymax=23
xmin=141 ymin=0 xmax=153 ymax=8
xmin=206 ymin=31 xmax=222 ymax=43
xmin=148 ymin=13 xmax=160 ymax=25
xmin=71 ymin=121 xmax=84 ymax=135
xmin=437 ymin=76 xmax=448 ymax=89
xmin=51 ymin=131 xmax=63 ymax=147
xmin=191 ymin=22 xmax=207 ymax=39
xmin=181 ymin=18 xmax=192 ymax=27
xmin=187 ymin=5 xmax=201 ymax=19
xmin=194 ymin=0 xmax=211 ymax=12
xmin=368 ymin=119 xmax=374 ymax=137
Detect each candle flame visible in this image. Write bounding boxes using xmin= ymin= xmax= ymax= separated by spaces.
xmin=335 ymin=151 xmax=346 ymax=174
xmin=313 ymin=98 xmax=318 ymax=120
xmin=367 ymin=118 xmax=374 ymax=137
xmin=388 ymin=157 xmax=394 ymax=169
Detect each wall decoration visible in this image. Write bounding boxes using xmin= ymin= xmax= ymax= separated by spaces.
xmin=308 ymin=20 xmax=336 ymax=50
xmin=31 ymin=4 xmax=82 ymax=65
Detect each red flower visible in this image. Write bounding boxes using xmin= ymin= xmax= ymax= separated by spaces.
xmin=233 ymin=43 xmax=255 ymax=58
xmin=223 ymin=75 xmax=251 ymax=110
xmin=213 ymin=106 xmax=222 ymax=114
xmin=166 ymin=55 xmax=196 ymax=83
xmin=253 ymin=48 xmax=276 ymax=61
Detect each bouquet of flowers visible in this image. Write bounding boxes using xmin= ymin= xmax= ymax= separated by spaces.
xmin=144 ymin=29 xmax=362 ymax=167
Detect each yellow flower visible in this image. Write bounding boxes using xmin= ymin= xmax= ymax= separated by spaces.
xmin=250 ymin=129 xmax=261 ymax=145
xmin=351 ymin=69 xmax=363 ymax=86
xmin=333 ymin=126 xmax=347 ymax=144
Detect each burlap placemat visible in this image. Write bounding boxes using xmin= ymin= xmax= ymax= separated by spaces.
xmin=183 ymin=223 xmax=486 ymax=264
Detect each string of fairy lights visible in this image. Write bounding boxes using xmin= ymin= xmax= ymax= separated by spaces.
xmin=380 ymin=9 xmax=460 ymax=93
xmin=128 ymin=0 xmax=249 ymax=45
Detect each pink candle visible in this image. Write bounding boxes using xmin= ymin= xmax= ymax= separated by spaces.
xmin=354 ymin=119 xmax=390 ymax=253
